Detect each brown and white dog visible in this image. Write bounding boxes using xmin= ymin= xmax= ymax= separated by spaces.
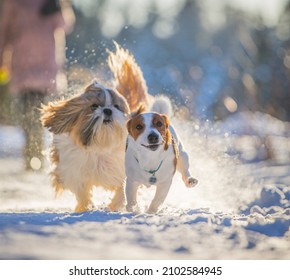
xmin=41 ymin=44 xmax=148 ymax=212
xmin=125 ymin=97 xmax=198 ymax=213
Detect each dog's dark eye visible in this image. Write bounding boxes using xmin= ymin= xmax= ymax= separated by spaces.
xmin=136 ymin=124 xmax=143 ymax=130
xmin=91 ymin=104 xmax=99 ymax=111
xmin=156 ymin=121 xmax=163 ymax=127
xmin=114 ymin=104 xmax=120 ymax=110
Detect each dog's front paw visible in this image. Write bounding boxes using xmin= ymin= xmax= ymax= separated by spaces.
xmin=185 ymin=177 xmax=198 ymax=188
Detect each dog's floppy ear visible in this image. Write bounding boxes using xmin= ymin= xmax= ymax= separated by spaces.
xmin=126 ymin=119 xmax=132 ymax=135
xmin=162 ymin=114 xmax=171 ymax=150
xmin=41 ymin=98 xmax=80 ymax=134
xmin=161 ymin=114 xmax=170 ymax=128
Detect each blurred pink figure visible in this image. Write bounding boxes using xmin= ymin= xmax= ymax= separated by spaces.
xmin=0 ymin=0 xmax=75 ymax=170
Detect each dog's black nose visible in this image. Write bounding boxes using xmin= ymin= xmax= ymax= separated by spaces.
xmin=103 ymin=108 xmax=112 ymax=116
xmin=148 ymin=132 xmax=159 ymax=144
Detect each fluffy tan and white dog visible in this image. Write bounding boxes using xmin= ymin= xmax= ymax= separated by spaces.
xmin=41 ymin=44 xmax=148 ymax=212
xmin=125 ymin=97 xmax=198 ymax=213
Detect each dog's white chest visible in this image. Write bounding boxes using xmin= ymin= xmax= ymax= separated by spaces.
xmin=126 ymin=147 xmax=175 ymax=186
xmin=54 ymin=134 xmax=125 ymax=189
xmin=135 ymin=158 xmax=164 ymax=184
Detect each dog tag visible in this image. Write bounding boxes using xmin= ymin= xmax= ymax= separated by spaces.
xmin=149 ymin=176 xmax=157 ymax=184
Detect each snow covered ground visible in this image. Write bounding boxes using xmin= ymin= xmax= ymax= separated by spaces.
xmin=0 ymin=112 xmax=289 ymax=260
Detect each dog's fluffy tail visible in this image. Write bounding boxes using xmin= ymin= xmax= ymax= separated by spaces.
xmin=151 ymin=95 xmax=173 ymax=117
xmin=108 ymin=42 xmax=149 ymax=111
